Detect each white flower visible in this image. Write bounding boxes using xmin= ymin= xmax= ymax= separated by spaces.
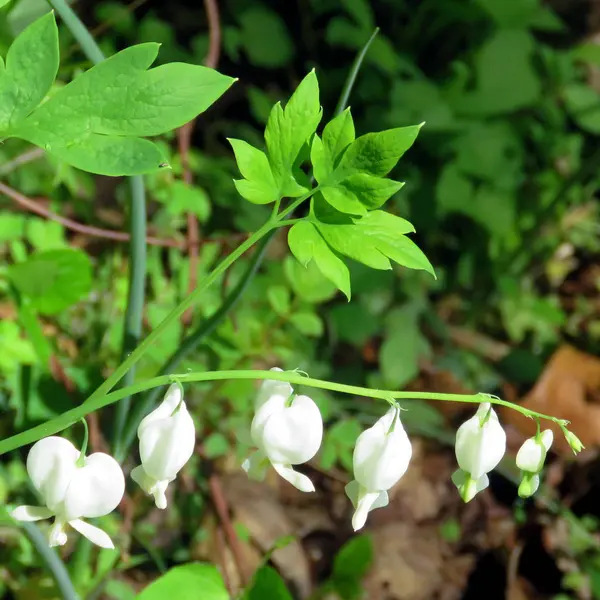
xmin=345 ymin=406 xmax=412 ymax=531
xmin=516 ymin=429 xmax=553 ymax=498
xmin=10 ymin=436 xmax=124 ymax=548
xmin=243 ymin=370 xmax=323 ymax=492
xmin=131 ymin=383 xmax=195 ymax=509
xmin=453 ymin=403 xmax=506 ymax=502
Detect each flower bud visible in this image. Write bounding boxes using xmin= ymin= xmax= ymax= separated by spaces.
xmin=345 ymin=406 xmax=412 ymax=531
xmin=453 ymin=403 xmax=506 ymax=502
xmin=563 ymin=429 xmax=584 ymax=455
xmin=243 ymin=372 xmax=323 ymax=493
xmin=131 ymin=383 xmax=195 ymax=509
xmin=518 ymin=472 xmax=540 ymax=498
xmin=11 ymin=436 xmax=124 ymax=548
xmin=516 ymin=429 xmax=553 ymax=473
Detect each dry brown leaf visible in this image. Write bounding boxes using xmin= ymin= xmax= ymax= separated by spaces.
xmin=500 ymin=345 xmax=600 ymax=454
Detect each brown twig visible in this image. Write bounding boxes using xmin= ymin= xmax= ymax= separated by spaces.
xmin=208 ymin=474 xmax=251 ymax=586
xmin=0 ymin=148 xmax=45 ymax=175
xmin=179 ymin=0 xmax=222 ymax=325
xmin=0 ymin=181 xmax=183 ymax=249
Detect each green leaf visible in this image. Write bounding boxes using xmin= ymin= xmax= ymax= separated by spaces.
xmin=265 ymin=70 xmax=322 ymax=197
xmin=267 ymin=284 xmax=291 ymax=315
xmin=245 ymin=566 xmax=293 ymax=600
xmin=137 ymin=563 xmax=228 ymax=600
xmin=238 ymin=7 xmax=294 ymax=68
xmin=330 ymin=535 xmax=374 ymax=599
xmin=0 ymin=12 xmax=59 ymax=129
xmin=0 ymin=321 xmax=36 ymax=372
xmin=229 ymin=138 xmax=279 ymax=204
xmin=315 ymin=209 xmax=434 ymax=276
xmin=329 ymin=124 xmax=422 ymax=182
xmin=157 ymin=181 xmax=212 ymax=221
xmin=203 ymin=432 xmax=230 ymax=459
xmin=288 ymin=221 xmax=351 ymax=300
xmin=323 ymin=108 xmax=355 ymax=165
xmin=289 ymin=311 xmax=323 ymax=336
xmin=11 ymin=43 xmax=235 ymax=175
xmin=283 ymin=256 xmax=337 ymax=303
xmin=7 ymin=249 xmax=92 ymax=314
xmin=564 ymin=83 xmax=600 ymax=134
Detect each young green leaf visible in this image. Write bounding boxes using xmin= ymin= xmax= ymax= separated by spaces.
xmin=244 ymin=566 xmax=293 ymax=600
xmin=288 ymin=221 xmax=351 ymax=299
xmin=10 ymin=42 xmax=235 ymax=175
xmin=314 ymin=208 xmax=435 ymax=276
xmin=0 ymin=12 xmax=59 ymax=129
xmin=323 ymin=107 xmax=355 ymax=164
xmin=7 ymin=248 xmax=92 ymax=315
xmin=228 ymin=138 xmax=280 ymax=204
xmin=265 ymin=70 xmax=322 ymax=197
xmin=137 ymin=564 xmax=228 ymax=600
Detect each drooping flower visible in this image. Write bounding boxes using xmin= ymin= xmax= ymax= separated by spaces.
xmin=131 ymin=382 xmax=195 ymax=509
xmin=345 ymin=405 xmax=412 ymax=531
xmin=10 ymin=436 xmax=125 ymax=548
xmin=243 ymin=370 xmax=323 ymax=492
xmin=516 ymin=429 xmax=553 ymax=498
xmin=453 ymin=402 xmax=506 ymax=502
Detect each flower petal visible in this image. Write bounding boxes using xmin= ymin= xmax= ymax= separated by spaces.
xmin=352 ymin=488 xmax=381 ymax=531
xmin=69 ymin=519 xmax=114 ymax=549
xmin=26 ymin=437 xmax=79 ymax=511
xmin=262 ymin=395 xmax=323 ymax=464
xmin=353 ymin=407 xmax=412 ymax=492
xmin=64 ymin=453 xmax=125 ymax=520
xmin=48 ymin=519 xmax=68 ymax=547
xmin=10 ymin=505 xmax=54 ymax=522
xmin=250 ymin=394 xmax=287 ymax=448
xmin=271 ymin=462 xmax=315 ymax=492
xmin=139 ymin=401 xmax=195 ymax=481
xmin=138 ymin=383 xmax=184 ymax=437
xmin=255 ymin=368 xmax=293 ymax=410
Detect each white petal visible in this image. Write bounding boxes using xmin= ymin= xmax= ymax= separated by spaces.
xmin=48 ymin=518 xmax=68 ymax=547
xmin=352 ymin=488 xmax=381 ymax=531
xmin=345 ymin=481 xmax=388 ymax=512
xmin=353 ymin=408 xmax=412 ymax=492
xmin=452 ymin=469 xmax=489 ymax=502
xmin=516 ymin=438 xmax=546 ymax=473
xmin=271 ymin=463 xmax=315 ymax=492
xmin=241 ymin=450 xmax=269 ymax=481
xmin=255 ymin=368 xmax=293 ymax=410
xmin=138 ymin=383 xmax=184 ymax=437
xmin=262 ymin=395 xmax=323 ymax=464
xmin=250 ymin=394 xmax=287 ymax=448
xmin=10 ymin=505 xmax=54 ymax=522
xmin=131 ymin=466 xmax=169 ymax=509
xmin=455 ymin=406 xmax=506 ymax=479
xmin=540 ymin=429 xmax=554 ymax=451
xmin=69 ymin=519 xmax=114 ymax=549
xmin=131 ymin=465 xmax=154 ymax=495
xmin=139 ymin=402 xmax=195 ymax=481
xmin=26 ymin=437 xmax=79 ymax=511
xmin=64 ymin=453 xmax=125 ymax=520
xmin=150 ymin=480 xmax=169 ymax=510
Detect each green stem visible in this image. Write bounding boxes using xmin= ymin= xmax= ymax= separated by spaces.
xmin=21 ymin=522 xmax=80 ymax=600
xmin=334 ymin=28 xmax=380 ymax=116
xmin=0 ymin=370 xmax=569 ymax=456
xmin=47 ymin=0 xmax=105 ymax=65
xmin=113 ymin=176 xmax=147 ymax=456
xmin=116 ymin=232 xmax=274 ymax=461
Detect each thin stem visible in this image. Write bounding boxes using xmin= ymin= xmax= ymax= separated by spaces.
xmin=334 ymin=28 xmax=379 ymax=116
xmin=47 ymin=0 xmax=105 ymax=65
xmin=21 ymin=522 xmax=80 ymax=600
xmin=116 ymin=232 xmax=274 ymax=460
xmin=0 ymin=370 xmax=569 ymax=456
xmin=113 ymin=176 xmax=147 ymax=456
xmin=46 ymin=0 xmax=149 ymax=456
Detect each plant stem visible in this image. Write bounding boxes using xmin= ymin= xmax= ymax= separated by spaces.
xmin=334 ymin=28 xmax=380 ymax=116
xmin=21 ymin=522 xmax=80 ymax=600
xmin=46 ymin=0 xmax=150 ymax=455
xmin=116 ymin=232 xmax=274 ymax=460
xmin=0 ymin=370 xmax=569 ymax=455
xmin=113 ymin=175 xmax=146 ymax=456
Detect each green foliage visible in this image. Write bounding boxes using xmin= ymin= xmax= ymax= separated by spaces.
xmin=244 ymin=566 xmax=293 ymax=600
xmin=136 ymin=563 xmax=228 ymax=600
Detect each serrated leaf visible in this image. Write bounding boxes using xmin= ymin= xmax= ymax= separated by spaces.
xmin=322 ymin=108 xmax=355 ymax=167
xmin=7 ymin=249 xmax=92 ymax=314
xmin=314 ymin=209 xmax=433 ymax=276
xmin=137 ymin=564 xmax=228 ymax=600
xmin=265 ymin=70 xmax=322 ymax=197
xmin=229 ymin=138 xmax=279 ymax=204
xmin=288 ymin=221 xmax=350 ymax=299
xmin=11 ymin=43 xmax=235 ymax=175
xmin=0 ymin=12 xmax=59 ymax=129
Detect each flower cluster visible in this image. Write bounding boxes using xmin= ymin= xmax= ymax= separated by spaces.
xmin=9 ymin=371 xmax=583 ymax=547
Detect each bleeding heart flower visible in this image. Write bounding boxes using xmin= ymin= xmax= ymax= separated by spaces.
xmin=11 ymin=436 xmax=124 ymax=548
